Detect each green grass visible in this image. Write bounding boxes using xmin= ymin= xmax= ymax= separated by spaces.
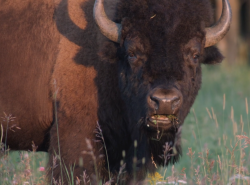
xmin=1 ymin=64 xmax=250 ymax=184
xmin=0 ymin=151 xmax=48 ymax=185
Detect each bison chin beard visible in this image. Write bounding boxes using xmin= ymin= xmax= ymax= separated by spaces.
xmin=147 ymin=126 xmax=182 ymax=167
xmin=125 ymin=116 xmax=182 ymax=174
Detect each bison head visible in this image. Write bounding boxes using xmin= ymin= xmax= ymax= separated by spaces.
xmin=94 ymin=0 xmax=231 ymax=173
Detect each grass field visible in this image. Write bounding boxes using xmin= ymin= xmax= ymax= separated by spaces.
xmin=1 ymin=64 xmax=250 ymax=184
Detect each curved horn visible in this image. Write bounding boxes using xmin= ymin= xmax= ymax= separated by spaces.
xmin=93 ymin=0 xmax=122 ymax=43
xmin=205 ymin=0 xmax=232 ymax=47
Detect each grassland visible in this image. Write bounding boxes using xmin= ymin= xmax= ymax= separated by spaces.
xmin=1 ymin=64 xmax=250 ymax=184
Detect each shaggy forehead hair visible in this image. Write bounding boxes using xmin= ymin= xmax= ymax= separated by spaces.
xmin=115 ymin=0 xmax=214 ymax=79
xmin=117 ymin=0 xmax=213 ymax=36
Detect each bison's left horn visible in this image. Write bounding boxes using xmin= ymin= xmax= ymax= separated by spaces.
xmin=205 ymin=0 xmax=232 ymax=47
xmin=93 ymin=0 xmax=122 ymax=43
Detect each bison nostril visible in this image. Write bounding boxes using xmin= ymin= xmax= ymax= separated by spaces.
xmin=150 ymin=96 xmax=159 ymax=110
xmin=149 ymin=88 xmax=183 ymax=114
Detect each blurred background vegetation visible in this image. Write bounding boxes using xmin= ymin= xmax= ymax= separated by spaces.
xmin=211 ymin=0 xmax=250 ymax=66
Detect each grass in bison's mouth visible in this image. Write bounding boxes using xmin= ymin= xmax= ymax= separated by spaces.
xmin=149 ymin=115 xmax=179 ymax=141
xmin=150 ymin=114 xmax=177 ymax=124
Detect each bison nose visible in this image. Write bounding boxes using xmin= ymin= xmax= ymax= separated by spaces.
xmin=148 ymin=88 xmax=182 ymax=114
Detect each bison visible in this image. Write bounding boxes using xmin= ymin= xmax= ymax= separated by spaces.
xmin=0 ymin=0 xmax=231 ymax=184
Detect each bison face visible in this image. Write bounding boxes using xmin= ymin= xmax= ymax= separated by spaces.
xmin=117 ymin=34 xmax=206 ymax=137
xmin=94 ymin=0 xmax=230 ymax=135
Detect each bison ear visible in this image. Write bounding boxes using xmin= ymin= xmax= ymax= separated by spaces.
xmin=202 ymin=46 xmax=224 ymax=64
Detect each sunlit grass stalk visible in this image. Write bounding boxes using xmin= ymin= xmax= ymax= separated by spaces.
xmin=116 ymin=150 xmax=126 ymax=185
xmin=31 ymin=151 xmax=35 ymax=183
xmin=63 ymin=160 xmax=75 ymax=185
xmin=51 ymin=154 xmax=58 ymax=185
xmin=221 ymin=94 xmax=227 ymax=183
xmin=51 ymin=167 xmax=53 ymax=185
xmin=237 ymin=116 xmax=243 ymax=185
xmin=117 ymin=161 xmax=126 ymax=185
xmin=223 ymin=93 xmax=226 ymax=133
xmin=211 ymin=106 xmax=221 ymax=176
xmin=83 ymin=138 xmax=99 ymax=183
xmin=31 ymin=141 xmax=38 ymax=184
xmin=4 ymin=115 xmax=9 ymax=157
xmin=3 ymin=113 xmax=10 ymax=182
xmin=32 ymin=152 xmax=35 ymax=182
xmin=96 ymin=122 xmax=111 ymax=182
xmin=231 ymin=106 xmax=238 ymax=138
xmin=162 ymin=167 xmax=168 ymax=180
xmin=246 ymin=98 xmax=249 ymax=137
xmin=54 ymin=80 xmax=64 ymax=184
xmin=192 ymin=109 xmax=207 ymax=178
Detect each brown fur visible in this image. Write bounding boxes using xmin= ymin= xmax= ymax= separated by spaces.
xmin=0 ymin=0 xmax=59 ymax=150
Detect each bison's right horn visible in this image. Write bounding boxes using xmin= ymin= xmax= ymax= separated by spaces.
xmin=93 ymin=0 xmax=122 ymax=43
xmin=205 ymin=0 xmax=232 ymax=47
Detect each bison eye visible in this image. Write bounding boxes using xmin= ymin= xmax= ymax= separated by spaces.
xmin=193 ymin=54 xmax=200 ymax=60
xmin=128 ymin=52 xmax=137 ymax=61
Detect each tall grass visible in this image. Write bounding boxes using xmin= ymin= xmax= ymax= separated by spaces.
xmin=1 ymin=64 xmax=250 ymax=184
xmin=154 ymin=64 xmax=250 ymax=184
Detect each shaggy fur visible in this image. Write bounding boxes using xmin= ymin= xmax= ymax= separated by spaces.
xmin=0 ymin=0 xmax=224 ymax=184
xmin=0 ymin=0 xmax=59 ymax=150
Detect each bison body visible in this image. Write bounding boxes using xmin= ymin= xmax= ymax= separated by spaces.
xmin=0 ymin=0 xmax=231 ymax=184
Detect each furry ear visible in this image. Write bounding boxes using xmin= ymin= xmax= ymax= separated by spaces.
xmin=202 ymin=46 xmax=224 ymax=64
